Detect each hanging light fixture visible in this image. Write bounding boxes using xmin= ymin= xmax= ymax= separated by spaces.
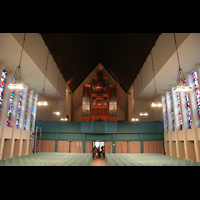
xmin=37 ymin=50 xmax=49 ymax=106
xmin=173 ymin=33 xmax=191 ymax=92
xmin=150 ymin=50 xmax=162 ymax=107
xmin=8 ymin=33 xmax=26 ymax=90
xmin=53 ymin=72 xmax=60 ymax=116
xmin=139 ymin=64 xmax=148 ymax=117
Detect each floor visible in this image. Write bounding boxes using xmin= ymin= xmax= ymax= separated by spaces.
xmin=90 ymin=157 xmax=107 ymax=166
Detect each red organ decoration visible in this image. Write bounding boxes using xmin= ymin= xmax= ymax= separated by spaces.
xmin=82 ymin=70 xmax=117 ymax=122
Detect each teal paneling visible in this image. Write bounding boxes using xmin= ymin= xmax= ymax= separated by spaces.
xmin=140 ymin=141 xmax=143 ymax=153
xmin=142 ymin=133 xmax=164 ymax=140
xmin=36 ymin=121 xmax=164 ymax=153
xmin=106 ymin=122 xmax=117 ymax=133
xmin=112 ymin=141 xmax=115 ymax=153
xmin=36 ymin=121 xmax=163 ymax=134
xmin=92 ymin=122 xmax=106 ymax=133
xmin=41 ymin=133 xmax=56 ymax=140
xmin=55 ymin=140 xmax=58 ymax=152
xmin=85 ymin=134 xmax=112 ymax=141
xmin=36 ymin=121 xmax=81 ymax=133
xmin=58 ymin=133 xmax=84 ymax=140
xmin=81 ymin=122 xmax=92 ymax=133
xmin=115 ymin=133 xmax=140 ymax=141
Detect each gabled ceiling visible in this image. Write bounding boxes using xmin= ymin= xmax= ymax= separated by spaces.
xmin=40 ymin=33 xmax=161 ymax=93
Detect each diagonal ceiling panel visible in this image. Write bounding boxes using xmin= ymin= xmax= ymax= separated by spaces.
xmin=40 ymin=33 xmax=161 ymax=93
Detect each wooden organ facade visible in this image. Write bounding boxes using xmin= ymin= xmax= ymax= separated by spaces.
xmin=82 ymin=70 xmax=117 ymax=122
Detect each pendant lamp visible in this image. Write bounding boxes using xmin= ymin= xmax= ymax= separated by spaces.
xmin=150 ymin=50 xmax=162 ymax=107
xmin=53 ymin=72 xmax=60 ymax=115
xmin=8 ymin=33 xmax=26 ymax=90
xmin=173 ymin=33 xmax=191 ymax=92
xmin=139 ymin=66 xmax=148 ymax=117
xmin=37 ymin=50 xmax=49 ymax=106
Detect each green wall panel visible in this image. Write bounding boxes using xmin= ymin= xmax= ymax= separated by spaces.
xmin=85 ymin=134 xmax=112 ymax=141
xmin=58 ymin=133 xmax=84 ymax=140
xmin=142 ymin=133 xmax=164 ymax=140
xmin=115 ymin=133 xmax=140 ymax=141
xmin=41 ymin=133 xmax=56 ymax=140
xmin=81 ymin=122 xmax=92 ymax=133
xmin=92 ymin=122 xmax=106 ymax=133
xmin=106 ymin=122 xmax=117 ymax=133
xmin=36 ymin=121 xmax=163 ymax=134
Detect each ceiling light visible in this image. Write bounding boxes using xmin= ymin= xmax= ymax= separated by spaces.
xmin=53 ymin=111 xmax=60 ymax=115
xmin=174 ymin=85 xmax=191 ymax=92
xmin=8 ymin=33 xmax=26 ymax=90
xmin=61 ymin=118 xmax=68 ymax=121
xmin=140 ymin=112 xmax=148 ymax=116
xmin=37 ymin=101 xmax=48 ymax=106
xmin=151 ymin=102 xmax=162 ymax=107
xmin=173 ymin=33 xmax=191 ymax=92
xmin=8 ymin=83 xmax=24 ymax=89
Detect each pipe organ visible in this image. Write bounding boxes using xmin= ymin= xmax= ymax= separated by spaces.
xmin=82 ymin=70 xmax=117 ymax=122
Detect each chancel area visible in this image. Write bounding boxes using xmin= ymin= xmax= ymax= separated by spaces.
xmin=0 ymin=33 xmax=200 ymax=166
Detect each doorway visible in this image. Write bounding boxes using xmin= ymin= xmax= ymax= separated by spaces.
xmin=93 ymin=141 xmax=105 ymax=158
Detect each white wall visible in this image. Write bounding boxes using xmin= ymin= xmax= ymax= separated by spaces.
xmin=134 ymin=33 xmax=191 ymax=100
xmin=0 ymin=33 xmax=66 ymax=122
xmin=131 ymin=33 xmax=200 ymax=122
xmin=11 ymin=33 xmax=66 ymax=99
xmin=72 ymin=63 xmax=127 ymax=121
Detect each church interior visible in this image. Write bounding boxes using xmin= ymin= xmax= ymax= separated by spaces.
xmin=0 ymin=33 xmax=200 ymax=166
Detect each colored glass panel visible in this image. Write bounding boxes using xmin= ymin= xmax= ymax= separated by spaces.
xmin=24 ymin=88 xmax=30 ymax=130
xmin=176 ymin=91 xmax=182 ymax=130
xmin=30 ymin=92 xmax=37 ymax=131
xmin=6 ymin=77 xmax=15 ymax=127
xmin=0 ymin=69 xmax=8 ymax=109
xmin=16 ymin=87 xmax=23 ymax=128
xmin=162 ymin=95 xmax=168 ymax=133
xmin=192 ymin=71 xmax=200 ymax=119
xmin=169 ymin=90 xmax=175 ymax=131
xmin=183 ymin=78 xmax=192 ymax=129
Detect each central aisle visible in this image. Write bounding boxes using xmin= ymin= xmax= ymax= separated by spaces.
xmin=90 ymin=157 xmax=107 ymax=166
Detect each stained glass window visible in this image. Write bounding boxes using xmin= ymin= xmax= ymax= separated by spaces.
xmin=24 ymin=88 xmax=30 ymax=130
xmin=30 ymin=92 xmax=37 ymax=131
xmin=0 ymin=69 xmax=8 ymax=109
xmin=192 ymin=71 xmax=200 ymax=119
xmin=183 ymin=78 xmax=192 ymax=129
xmin=176 ymin=91 xmax=182 ymax=130
xmin=169 ymin=90 xmax=175 ymax=131
xmin=162 ymin=95 xmax=168 ymax=133
xmin=16 ymin=86 xmax=23 ymax=128
xmin=6 ymin=77 xmax=15 ymax=127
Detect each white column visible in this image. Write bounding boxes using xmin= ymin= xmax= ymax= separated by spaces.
xmin=185 ymin=72 xmax=200 ymax=161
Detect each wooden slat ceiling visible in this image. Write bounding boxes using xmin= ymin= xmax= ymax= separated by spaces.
xmin=40 ymin=33 xmax=161 ymax=93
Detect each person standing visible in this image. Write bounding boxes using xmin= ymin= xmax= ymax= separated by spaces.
xmin=93 ymin=146 xmax=98 ymax=160
xmin=102 ymin=146 xmax=105 ymax=158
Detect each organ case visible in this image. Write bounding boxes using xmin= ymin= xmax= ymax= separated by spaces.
xmin=82 ymin=70 xmax=117 ymax=122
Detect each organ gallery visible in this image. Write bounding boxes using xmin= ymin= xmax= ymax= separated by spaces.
xmin=82 ymin=70 xmax=117 ymax=122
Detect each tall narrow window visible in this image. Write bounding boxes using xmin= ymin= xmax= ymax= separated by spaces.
xmin=0 ymin=69 xmax=8 ymax=109
xmin=162 ymin=95 xmax=168 ymax=133
xmin=192 ymin=71 xmax=200 ymax=120
xmin=6 ymin=77 xmax=15 ymax=127
xmin=169 ymin=90 xmax=175 ymax=131
xmin=16 ymin=86 xmax=23 ymax=128
xmin=30 ymin=92 xmax=37 ymax=131
xmin=183 ymin=78 xmax=192 ymax=129
xmin=176 ymin=91 xmax=182 ymax=130
xmin=24 ymin=88 xmax=30 ymax=130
